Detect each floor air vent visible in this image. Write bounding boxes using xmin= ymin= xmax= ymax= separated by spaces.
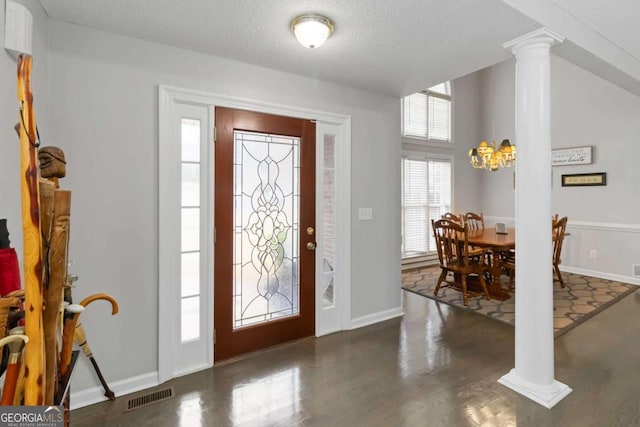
xmin=125 ymin=386 xmax=174 ymax=412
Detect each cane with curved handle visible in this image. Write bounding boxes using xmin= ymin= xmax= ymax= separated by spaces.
xmin=59 ymin=294 xmax=118 ymax=378
xmin=75 ymin=293 xmax=119 ymax=400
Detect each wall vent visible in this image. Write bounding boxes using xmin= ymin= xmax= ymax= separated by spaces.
xmin=124 ymin=386 xmax=174 ymax=412
xmin=633 ymin=264 xmax=640 ymax=277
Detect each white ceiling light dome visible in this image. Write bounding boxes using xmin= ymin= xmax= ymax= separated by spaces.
xmin=290 ymin=14 xmax=335 ymax=49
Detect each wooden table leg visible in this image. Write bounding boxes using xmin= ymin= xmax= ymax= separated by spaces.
xmin=488 ymin=250 xmax=511 ymax=301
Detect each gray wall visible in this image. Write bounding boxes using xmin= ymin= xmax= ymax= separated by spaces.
xmin=46 ymin=20 xmax=401 ymax=396
xmin=0 ymin=0 xmax=48 ymax=260
xmin=474 ymin=56 xmax=640 ymax=281
xmin=474 ymin=60 xmax=517 ymax=217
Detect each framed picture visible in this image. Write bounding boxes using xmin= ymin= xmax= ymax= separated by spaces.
xmin=561 ymin=172 xmax=606 ymax=187
xmin=552 ymin=146 xmax=592 ymax=166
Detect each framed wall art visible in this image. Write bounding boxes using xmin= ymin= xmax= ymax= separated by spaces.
xmin=561 ymin=172 xmax=606 ymax=187
xmin=552 ymin=146 xmax=592 ymax=166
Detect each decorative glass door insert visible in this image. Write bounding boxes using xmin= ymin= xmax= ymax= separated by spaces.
xmin=233 ymin=130 xmax=300 ymax=328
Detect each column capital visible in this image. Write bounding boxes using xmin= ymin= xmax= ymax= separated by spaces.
xmin=503 ymin=27 xmax=564 ymax=56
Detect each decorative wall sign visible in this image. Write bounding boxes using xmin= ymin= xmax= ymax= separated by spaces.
xmin=561 ymin=172 xmax=606 ymax=187
xmin=552 ymin=146 xmax=592 ymax=166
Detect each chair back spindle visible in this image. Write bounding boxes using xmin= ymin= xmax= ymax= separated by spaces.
xmin=464 ymin=212 xmax=484 ymax=231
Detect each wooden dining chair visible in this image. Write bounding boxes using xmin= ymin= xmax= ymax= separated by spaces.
xmin=464 ymin=212 xmax=484 ymax=230
xmin=431 ymin=219 xmax=490 ymax=306
xmin=463 ymin=212 xmax=491 ymax=265
xmin=441 ymin=212 xmax=464 ymax=225
xmin=553 ymin=216 xmax=568 ymax=288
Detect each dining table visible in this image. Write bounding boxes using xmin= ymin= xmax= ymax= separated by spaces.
xmin=466 ymin=227 xmax=515 ymax=301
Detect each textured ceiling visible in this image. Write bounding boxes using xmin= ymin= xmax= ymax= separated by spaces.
xmin=38 ymin=0 xmax=640 ymax=97
xmin=38 ymin=0 xmax=541 ymax=97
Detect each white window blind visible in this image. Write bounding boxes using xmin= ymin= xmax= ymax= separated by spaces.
xmin=402 ymin=82 xmax=451 ymax=142
xmin=403 ymin=93 xmax=428 ymax=138
xmin=428 ymin=95 xmax=451 ymax=141
xmin=401 ymin=157 xmax=451 ymax=256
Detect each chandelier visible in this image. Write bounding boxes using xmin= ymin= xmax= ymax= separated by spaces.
xmin=468 ymin=139 xmax=516 ymax=171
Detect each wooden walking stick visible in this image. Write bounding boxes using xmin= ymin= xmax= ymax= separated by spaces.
xmin=42 ymin=191 xmax=71 ymax=404
xmin=1 ymin=328 xmax=29 ymax=405
xmin=39 ymin=146 xmax=71 ymax=405
xmin=16 ymin=53 xmax=45 ymax=406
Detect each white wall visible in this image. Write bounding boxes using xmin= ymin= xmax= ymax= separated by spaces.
xmin=46 ymin=20 xmax=401 ymax=398
xmin=0 ymin=0 xmax=48 ymax=262
xmin=475 ymin=55 xmax=640 ymax=282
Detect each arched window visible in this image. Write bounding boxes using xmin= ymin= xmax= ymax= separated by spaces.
xmin=402 ymin=82 xmax=451 ymax=142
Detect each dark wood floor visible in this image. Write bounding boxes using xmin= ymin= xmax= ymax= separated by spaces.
xmin=71 ymin=290 xmax=640 ymax=426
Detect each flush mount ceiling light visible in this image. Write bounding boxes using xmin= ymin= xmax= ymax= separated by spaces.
xmin=290 ymin=14 xmax=335 ymax=49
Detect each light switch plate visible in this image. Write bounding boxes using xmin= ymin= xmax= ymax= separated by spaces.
xmin=358 ymin=208 xmax=373 ymax=221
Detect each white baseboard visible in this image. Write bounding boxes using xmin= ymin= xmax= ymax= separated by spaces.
xmin=316 ymin=325 xmax=342 ymax=337
xmin=173 ymin=362 xmax=213 ymax=379
xmin=350 ymin=306 xmax=404 ymax=330
xmin=70 ymin=371 xmax=158 ymax=410
xmin=560 ymin=266 xmax=640 ymax=286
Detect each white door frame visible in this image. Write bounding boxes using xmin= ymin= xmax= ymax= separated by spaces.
xmin=315 ymin=123 xmax=351 ymax=336
xmin=158 ymin=85 xmax=351 ymax=383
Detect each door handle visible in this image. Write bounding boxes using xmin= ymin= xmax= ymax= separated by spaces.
xmin=306 ymin=242 xmax=316 ymax=250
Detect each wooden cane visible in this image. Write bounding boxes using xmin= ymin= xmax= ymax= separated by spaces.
xmin=17 ymin=53 xmax=45 ymax=406
xmin=59 ymin=294 xmax=118 ymax=378
xmin=0 ymin=329 xmax=29 ymax=405
xmin=58 ymin=304 xmax=83 ymax=377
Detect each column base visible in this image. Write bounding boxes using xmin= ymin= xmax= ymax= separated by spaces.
xmin=498 ymin=369 xmax=572 ymax=408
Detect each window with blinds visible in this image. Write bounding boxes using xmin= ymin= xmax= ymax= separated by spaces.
xmin=402 ymin=82 xmax=451 ymax=142
xmin=401 ymin=157 xmax=452 ymax=257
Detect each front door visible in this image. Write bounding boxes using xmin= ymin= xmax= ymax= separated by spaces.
xmin=214 ymin=107 xmax=316 ymax=361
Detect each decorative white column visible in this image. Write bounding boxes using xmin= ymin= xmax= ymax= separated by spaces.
xmin=498 ymin=28 xmax=572 ymax=409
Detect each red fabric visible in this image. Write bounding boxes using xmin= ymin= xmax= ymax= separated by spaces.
xmin=0 ymin=248 xmax=21 ymax=296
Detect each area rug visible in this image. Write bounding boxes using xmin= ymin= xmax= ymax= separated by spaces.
xmin=401 ymin=267 xmax=638 ymax=337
